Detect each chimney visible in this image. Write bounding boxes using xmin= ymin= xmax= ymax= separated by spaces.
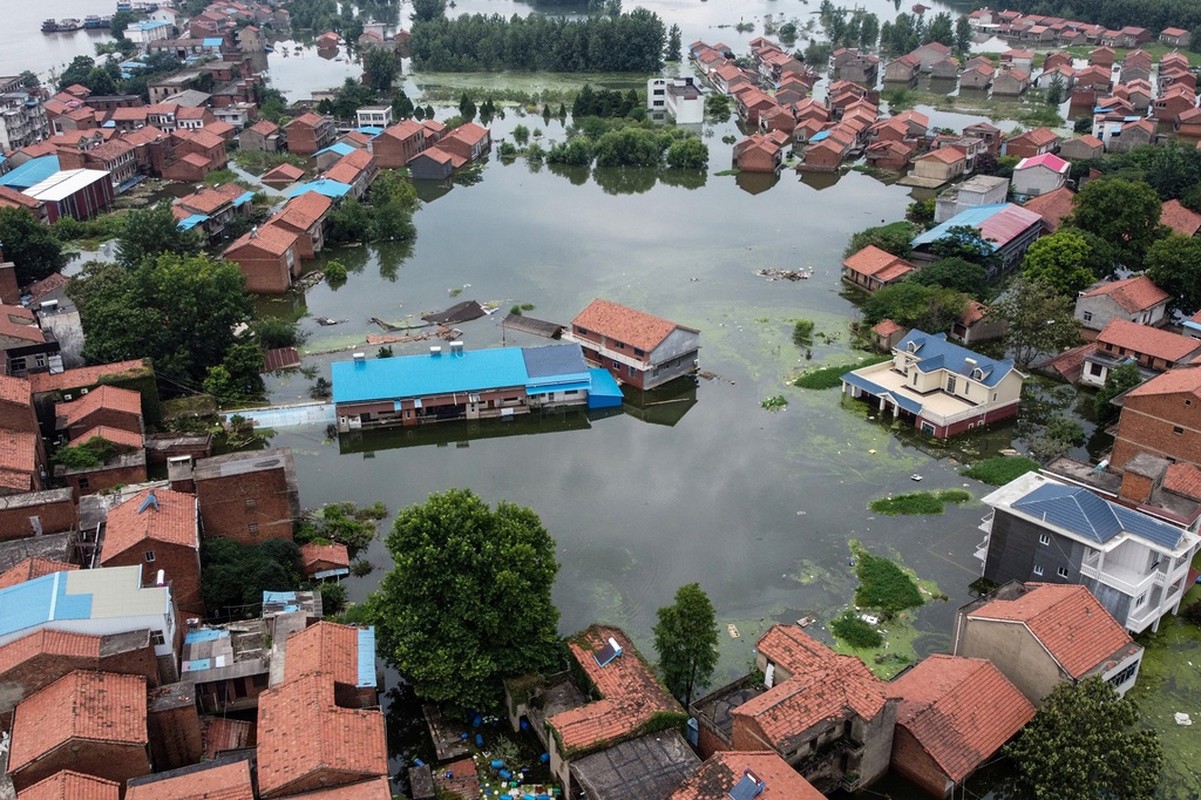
xmin=430 ymin=346 xmax=442 ymax=357
xmin=167 ymin=455 xmax=194 ymax=493
xmin=1118 ymin=453 xmax=1168 ymax=506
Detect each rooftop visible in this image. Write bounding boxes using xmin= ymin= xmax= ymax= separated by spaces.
xmin=272 ymin=778 xmax=393 ymax=799
xmin=193 ymin=448 xmax=294 ymax=482
xmin=0 ymin=557 xmax=77 ymax=591
xmin=1079 ymin=276 xmax=1169 ymax=314
xmin=1021 ymin=186 xmax=1075 ymax=231
xmin=224 ymin=223 xmax=298 ymax=257
xmin=572 ymin=299 xmax=696 ymax=352
xmin=891 ymin=655 xmax=1034 ymax=782
xmin=1015 ymin=152 xmax=1069 ymax=173
xmin=898 ymin=330 xmax=1015 ymax=388
xmin=27 ymin=359 xmax=148 ymax=395
xmin=1095 ymin=318 xmax=1201 ymax=362
xmin=101 ymin=488 xmax=197 ymax=563
xmin=842 ymin=245 xmax=915 ymax=280
xmin=0 ymin=305 xmax=43 ymax=344
xmin=125 ymin=757 xmax=254 ymax=800
xmin=18 ymin=771 xmax=120 ymax=800
xmin=271 ymin=191 xmax=332 ymax=232
xmin=23 ymin=169 xmax=112 ymax=203
xmin=55 ymin=385 xmax=142 ymax=428
xmin=911 ymin=203 xmax=1043 ymax=250
xmin=1160 ymin=198 xmax=1201 ymax=237
xmin=283 ymin=621 xmax=376 ymax=690
xmin=1125 ymin=366 xmax=1201 ymax=399
xmin=668 ymin=751 xmax=825 ymax=800
xmin=570 ymin=730 xmax=700 ymax=800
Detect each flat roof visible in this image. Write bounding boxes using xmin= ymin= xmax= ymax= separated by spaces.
xmin=24 ymin=169 xmax=112 ymax=202
xmin=0 ymin=565 xmax=169 ymax=641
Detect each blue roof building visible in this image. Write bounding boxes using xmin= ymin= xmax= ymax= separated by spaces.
xmin=284 ymin=179 xmax=351 ymax=200
xmin=911 ymin=202 xmax=1043 ymax=277
xmin=0 ymin=156 xmax=61 ymax=191
xmin=313 ymin=142 xmax=356 ymax=159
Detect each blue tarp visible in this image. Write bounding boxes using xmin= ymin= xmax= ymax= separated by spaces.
xmin=809 ymin=129 xmax=831 ymax=142
xmin=231 ymin=191 xmax=254 ymax=207
xmin=314 ymin=141 xmax=356 ymax=158
xmin=911 ymin=203 xmax=1009 ymax=249
xmin=184 ymin=628 xmax=227 ymax=644
xmin=356 ymin=627 xmax=377 ymax=687
xmin=0 ymin=156 xmax=61 ymax=190
xmin=284 ymin=179 xmax=351 ymax=199
xmin=178 ymin=213 xmax=208 ymax=231
xmin=587 ymin=368 xmax=624 ymax=409
xmin=203 ymin=37 xmax=224 ymax=47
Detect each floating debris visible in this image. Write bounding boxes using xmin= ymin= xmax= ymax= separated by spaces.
xmin=314 ymin=317 xmax=345 ymax=326
xmin=796 ymin=615 xmax=816 ymax=628
xmin=423 ymin=300 xmax=487 ymax=325
xmin=755 ymin=267 xmax=813 ymax=282
xmin=727 ymin=623 xmax=740 ymax=639
xmin=910 ymin=474 xmax=923 ymax=482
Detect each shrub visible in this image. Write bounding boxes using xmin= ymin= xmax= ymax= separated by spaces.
xmin=831 ymin=611 xmax=882 ymax=648
xmin=795 ymin=355 xmax=890 ymax=390
xmin=319 ymin=582 xmax=347 ymax=614
xmin=324 ymin=259 xmax=348 ymax=286
xmin=963 ymin=455 xmax=1039 ymax=486
xmin=54 ymin=436 xmax=119 ymax=469
xmin=761 ymin=395 xmax=788 ymax=411
xmin=870 ymin=492 xmax=946 ymax=515
xmin=854 ymin=550 xmax=924 ymax=615
xmin=792 ymin=319 xmax=814 ymax=346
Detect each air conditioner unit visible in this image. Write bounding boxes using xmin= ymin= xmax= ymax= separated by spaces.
xmin=80 ymin=387 xmax=89 ymax=394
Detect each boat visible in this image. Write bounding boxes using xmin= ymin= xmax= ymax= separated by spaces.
xmin=42 ymin=18 xmax=84 ymax=33
xmin=84 ymin=15 xmax=113 ymax=29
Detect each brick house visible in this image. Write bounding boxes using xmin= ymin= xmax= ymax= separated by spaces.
xmin=101 ymin=488 xmax=202 ymax=616
xmin=268 ymin=191 xmax=332 ymax=260
xmin=256 ymin=671 xmax=388 ymax=798
xmin=191 ymin=448 xmax=299 ymax=544
xmin=565 ymin=299 xmax=700 ymax=390
xmin=240 ymin=119 xmax=281 ymax=153
xmin=993 ymin=69 xmax=1031 ymax=96
xmin=8 ymin=670 xmax=150 ymax=791
xmin=0 ymin=555 xmax=76 ymax=588
xmin=435 ymin=122 xmax=492 ymax=165
xmin=0 ymin=304 xmax=58 ymax=378
xmin=954 ymin=582 xmax=1143 ymax=704
xmin=299 ymin=542 xmax=350 ymax=580
xmin=884 ymin=54 xmax=921 ymax=83
xmin=841 ymin=245 xmax=915 ymax=292
xmin=126 ymin=758 xmax=255 ymax=800
xmin=371 ymin=120 xmax=425 ymax=169
xmin=950 ymin=300 xmax=1007 ymax=345
xmin=667 ymin=751 xmax=825 ymax=800
xmin=1022 ymin=186 xmax=1075 ymax=233
xmin=1074 ymin=276 xmax=1170 ymax=335
xmin=1160 ymin=27 xmax=1192 ymax=47
xmin=18 ymin=771 xmax=121 ymax=800
xmin=285 ymin=113 xmax=336 ymax=156
xmin=890 ymin=655 xmax=1035 ymax=797
xmin=408 ymin=148 xmax=460 ymax=181
xmin=1080 ymin=319 xmax=1201 ymax=388
xmin=910 ymin=147 xmax=967 ymax=184
xmin=733 ymin=131 xmax=788 ymax=173
xmin=54 ymin=384 xmax=143 ymax=442
xmin=283 ymin=621 xmax=378 ymax=708
xmin=960 ymin=60 xmax=995 ymax=90
xmin=222 ymin=224 xmax=301 ymax=294
xmin=1057 ymin=134 xmax=1104 ymax=162
xmin=323 ymin=148 xmax=378 ymax=200
xmin=1111 ymin=367 xmax=1201 ymax=470
xmin=691 ymin=625 xmax=896 ymax=793
xmin=1160 ymin=198 xmax=1201 ymax=237
xmin=1003 ymin=127 xmax=1059 ymax=159
xmin=865 ymin=139 xmax=917 ymax=171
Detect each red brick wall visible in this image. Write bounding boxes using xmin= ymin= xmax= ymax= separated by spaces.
xmin=103 ymin=541 xmax=202 ymax=618
xmin=372 ymin=132 xmax=424 ymax=169
xmin=148 ymin=701 xmax=203 ymax=770
xmin=0 ymin=399 xmax=37 ymax=433
xmin=694 ymin=720 xmax=732 ymax=760
xmin=62 ymin=461 xmax=148 ymax=498
xmin=0 ymin=495 xmax=76 ymax=540
xmin=10 ymin=741 xmax=151 ymax=791
xmin=66 ymin=408 xmax=142 ymax=440
xmin=730 ymin=717 xmax=783 ymax=754
xmin=196 ymin=468 xmax=295 ymax=545
xmin=1112 ymin=392 xmax=1201 ymax=469
xmin=890 ymin=726 xmax=951 ymax=798
xmin=229 ymin=252 xmax=291 ymax=294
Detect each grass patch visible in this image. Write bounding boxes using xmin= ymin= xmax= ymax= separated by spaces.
xmin=869 ymin=489 xmax=970 ymax=515
xmin=761 ymin=395 xmax=788 ymax=411
xmin=792 ymin=318 xmax=814 ymax=346
xmin=830 ymin=611 xmax=882 ymax=648
xmin=852 ymin=543 xmax=925 ymax=616
xmin=794 ymin=354 xmax=890 ymax=390
xmin=963 ymin=455 xmax=1040 ymax=486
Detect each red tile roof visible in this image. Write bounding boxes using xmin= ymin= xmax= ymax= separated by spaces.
xmin=1160 ymin=199 xmax=1201 ymax=237
xmin=842 ymin=245 xmax=915 ymax=279
xmin=432 ymin=757 xmax=480 ymax=800
xmin=288 ymin=112 xmax=328 ymax=130
xmin=1097 ymin=318 xmax=1201 ymax=362
xmin=0 ymin=305 xmax=45 ymax=344
xmin=262 ymin=163 xmax=305 ymax=183
xmin=248 ymin=120 xmax=279 ymax=137
xmin=26 ymin=273 xmax=69 ymax=303
xmin=572 ymin=299 xmax=696 ymax=353
xmin=0 ymin=374 xmax=31 ymax=406
xmin=873 ymin=319 xmax=904 ymax=337
xmin=202 ymin=717 xmax=253 ymax=760
xmin=0 ymin=430 xmax=37 ymax=477
xmin=444 ymin=122 xmax=490 ymax=148
xmin=299 ymin=542 xmax=350 ymax=574
xmin=225 ymin=223 xmax=299 ymax=258
xmin=0 ymin=185 xmax=44 ymax=211
xmin=273 ymin=778 xmax=393 ymax=800
xmin=0 ymin=558 xmax=77 ymax=591
xmin=668 ymin=751 xmax=823 ymax=800
xmin=284 ymin=622 xmax=363 ymax=687
xmin=101 ymin=487 xmax=197 ymax=563
xmin=256 ymin=672 xmax=388 ymax=797
xmin=180 ymin=152 xmax=213 ymax=169
xmin=55 ymin=385 xmax=143 ymax=428
xmin=174 ymin=128 xmax=226 ymax=150
xmin=1021 ymin=186 xmax=1075 ymax=232
xmin=920 ymin=147 xmax=966 ymax=165
xmin=381 ymin=120 xmax=423 ymax=142
xmin=547 ymin=626 xmax=683 ymax=754
xmin=969 ymin=584 xmax=1135 ymax=678
xmin=891 ymin=655 xmax=1034 ymax=782
xmin=1166 ymin=462 xmax=1201 ymax=500
xmin=73 ymin=425 xmax=144 ymax=451
xmin=271 ymin=191 xmax=332 ymax=232
xmin=1009 ymin=127 xmax=1059 ymax=147
xmin=1080 ymin=276 xmax=1169 ymax=314
xmin=17 ymin=770 xmax=120 ymax=800
xmin=125 ymin=759 xmax=254 ymax=800
xmin=9 ymin=671 xmax=148 ymax=773
xmin=28 ymin=359 xmax=148 ymax=395
xmin=1126 ymin=366 xmax=1201 ymax=398
xmin=0 ymin=630 xmax=99 ymax=677
xmin=177 ymin=186 xmax=239 ymax=215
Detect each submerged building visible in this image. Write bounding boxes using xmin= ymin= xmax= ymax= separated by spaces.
xmin=330 ymin=342 xmax=623 ymax=432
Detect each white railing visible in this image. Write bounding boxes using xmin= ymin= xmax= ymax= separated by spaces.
xmin=1080 ymin=562 xmax=1156 ymax=599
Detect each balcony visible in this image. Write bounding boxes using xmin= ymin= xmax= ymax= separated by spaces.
xmin=978 ymin=511 xmax=994 ymax=534
xmin=1079 ymin=561 xmax=1156 ymax=599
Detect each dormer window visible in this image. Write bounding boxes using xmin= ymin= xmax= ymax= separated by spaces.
xmin=907 ymin=340 xmax=919 ymax=353
xmin=971 ymin=367 xmax=984 ymax=380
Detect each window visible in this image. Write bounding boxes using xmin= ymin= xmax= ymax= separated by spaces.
xmin=1039 ymin=533 xmax=1051 ymax=546
xmin=150 ymin=631 xmax=166 ymax=646
xmin=1089 ymin=362 xmax=1104 ymax=376
xmin=1174 ymin=426 xmax=1184 ymax=435
xmin=653 ymin=88 xmax=665 ymax=95
xmin=144 ymin=550 xmax=156 ymax=562
xmin=911 ymin=371 xmax=918 ymax=385
xmin=1082 ymin=310 xmax=1093 ymax=322
xmin=1033 ymin=564 xmax=1044 ymax=576
xmin=1135 ymin=592 xmax=1147 ymax=608
xmin=248 ymin=522 xmax=260 ymax=535
xmin=1057 ymin=566 xmax=1069 ymax=578
xmin=244 ymin=498 xmax=256 ymax=508
xmin=78 ymin=477 xmax=89 ymax=492
xmin=634 ymin=348 xmax=645 ymax=356
xmin=8 ymin=357 xmax=25 ymax=372
xmin=946 ymin=376 xmax=957 ymax=393
xmin=1109 ymin=661 xmax=1139 ymax=687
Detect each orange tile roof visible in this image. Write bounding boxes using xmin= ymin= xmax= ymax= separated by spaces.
xmin=0 ymin=630 xmax=100 ymax=677
xmin=1080 ymin=276 xmax=1170 ymax=314
xmin=891 ymin=655 xmax=1034 ymax=783
xmin=1160 ymin=199 xmax=1201 ymax=237
xmin=0 ymin=430 xmax=37 ymax=475
xmin=0 ymin=305 xmax=45 ymax=344
xmin=55 ymin=385 xmax=142 ymax=429
xmin=1126 ymin=366 xmax=1201 ymax=398
xmin=26 ymin=273 xmax=70 ymax=303
xmin=17 ymin=770 xmax=120 ymax=800
xmin=1010 ymin=127 xmax=1059 ymax=147
xmin=28 ymin=359 xmax=148 ymax=395
xmin=284 ymin=622 xmax=363 ymax=687
xmin=668 ymin=751 xmax=825 ymax=800
xmin=444 ymin=122 xmax=490 ymax=148
xmin=0 ymin=374 xmax=31 ymax=405
xmin=0 ymin=558 xmax=77 ymax=591
xmin=1096 ymin=318 xmax=1201 ymax=362
xmin=262 ymin=163 xmax=304 ymax=182
xmin=381 ymin=120 xmax=423 ymax=142
xmin=9 ymin=671 xmax=148 ymax=773
xmin=273 ymin=778 xmax=393 ymax=800
xmin=225 ymin=223 xmax=299 ymax=258
xmin=572 ymin=299 xmax=695 ymax=353
xmin=921 ymin=147 xmax=966 ymax=165
xmin=101 ymin=487 xmax=197 ymax=563
xmin=248 ymin=119 xmax=279 ymax=137
xmin=842 ymin=245 xmax=915 ymax=279
xmin=1021 ymin=186 xmax=1075 ymax=232
xmin=125 ymin=759 xmax=254 ymax=800
xmin=432 ymin=757 xmax=480 ymax=800
xmin=1166 ymin=462 xmax=1201 ymax=500
xmin=873 ymin=319 xmax=904 ymax=337
xmin=180 ymin=152 xmax=213 ymax=168
xmin=299 ymin=542 xmax=349 ymax=573
xmin=324 ymin=161 xmax=364 ymax=185
xmin=120 ymin=127 xmax=168 ymax=147
xmin=288 ymin=112 xmax=328 ymax=130
xmin=177 ymin=186 xmax=239 ymax=215
xmin=73 ymin=425 xmax=144 ymax=451
xmin=547 ymin=626 xmax=683 ymax=754
xmin=272 ymin=192 xmax=332 ymax=233
xmin=257 ymin=672 xmax=388 ymax=797
xmin=969 ymin=584 xmax=1135 ymax=678
xmin=174 ymin=129 xmax=225 ymax=150
xmin=0 ymin=184 xmax=43 ymax=211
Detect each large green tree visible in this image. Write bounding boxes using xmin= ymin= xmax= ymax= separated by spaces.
xmin=653 ymin=583 xmax=719 ymax=709
xmin=1095 ymin=362 xmax=1143 ymax=424
xmin=201 ymin=537 xmax=301 ymax=616
xmin=1069 ymin=178 xmax=1165 ymax=269
xmin=993 ymin=278 xmax=1082 ymax=368
xmin=1021 ymin=230 xmax=1098 ymax=297
xmin=0 ymin=207 xmax=66 ymax=285
xmin=1006 ymin=676 xmax=1162 ymax=800
xmin=362 ymin=48 xmax=399 ymax=93
xmin=861 ymin=282 xmax=970 ymax=333
xmin=906 ymin=257 xmax=987 ymax=298
xmin=1145 ymin=233 xmax=1201 ymax=312
xmin=115 ymin=202 xmax=203 ymax=269
xmin=369 ymin=489 xmax=560 ymax=709
xmin=69 ymin=253 xmax=253 ymax=388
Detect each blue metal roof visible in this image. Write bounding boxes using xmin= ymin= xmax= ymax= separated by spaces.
xmin=0 ymin=156 xmax=61 ymax=190
xmin=184 ymin=628 xmax=227 ymax=644
xmin=896 ymin=330 xmax=1014 ymax=388
xmin=284 ymin=179 xmax=350 ymax=199
xmin=314 ymin=141 xmax=356 ymax=158
xmin=332 ymin=348 xmax=530 ymax=404
xmin=356 ymin=627 xmax=376 ymax=688
xmin=587 ymin=368 xmax=624 ymax=409
xmin=203 ymin=37 xmax=224 ymax=46
xmin=0 ymin=572 xmax=93 ymax=639
xmin=911 ymin=203 xmax=1010 ymax=248
xmin=355 ymin=126 xmax=383 ymax=136
xmin=809 ymin=129 xmax=831 ymax=142
xmin=840 ymin=371 xmax=924 ymax=415
xmin=231 ymin=191 xmax=254 ymax=207
xmin=178 ymin=213 xmax=208 ymax=231
xmin=526 ymin=380 xmax=590 ymax=396
xmin=1013 ymin=483 xmax=1186 ymax=549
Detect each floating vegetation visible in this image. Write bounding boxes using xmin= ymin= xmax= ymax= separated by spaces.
xmin=761 ymin=395 xmax=788 ymax=411
xmin=962 ymin=455 xmax=1040 ymax=486
xmin=869 ymin=489 xmax=971 ymax=515
xmin=794 ymin=355 xmax=890 ymax=390
xmin=831 ymin=611 xmax=882 ymax=648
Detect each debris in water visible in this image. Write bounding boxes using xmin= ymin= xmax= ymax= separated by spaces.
xmin=727 ymin=624 xmax=740 ymax=639
xmin=754 ymin=267 xmax=813 ymax=282
xmin=1175 ymin=712 xmax=1193 ymax=726
xmin=911 ymin=474 xmax=923 ymax=482
xmin=796 ymin=616 xmax=816 ymax=628
xmin=314 ymin=317 xmax=345 ymax=326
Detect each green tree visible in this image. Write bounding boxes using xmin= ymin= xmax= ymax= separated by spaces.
xmin=928 ymin=224 xmax=997 ymax=268
xmin=1006 ymin=677 xmax=1162 ymax=800
xmin=17 ymin=71 xmax=39 ymax=90
xmin=665 ymin=138 xmax=708 ymax=169
xmin=458 ymin=92 xmax=477 ymax=122
xmin=1069 ymin=177 xmax=1165 ymax=269
xmin=58 ymin=55 xmax=96 ymax=90
xmin=653 ymin=582 xmax=718 ymax=709
xmin=392 ymin=89 xmax=415 ymax=119
xmin=845 ymin=221 xmax=917 ymax=259
xmin=1145 ymin=233 xmax=1201 ymax=312
xmin=362 ymin=47 xmax=399 ymax=93
xmin=704 ymin=93 xmax=731 ymax=121
xmin=369 ymin=489 xmax=561 ymax=709
xmin=201 ymin=538 xmax=301 ymax=616
xmin=412 ymin=0 xmax=446 ymax=22
xmin=1045 ymin=73 xmax=1065 ymax=105
xmin=1095 ymin=362 xmax=1143 ymax=424
xmin=666 ymin=23 xmax=682 ymax=61
xmin=954 ymin=15 xmax=971 ymax=52
xmin=1021 ymin=229 xmax=1097 ymax=296
xmin=110 ymin=11 xmax=136 ymax=38
xmin=0 ymin=207 xmax=66 ymax=284
xmin=115 ymin=201 xmax=203 ymax=269
xmin=992 ymin=278 xmax=1082 ymax=368
xmin=926 ymin=11 xmax=954 ymax=45
xmin=423 ymin=104 xmax=435 ymax=119
xmin=203 ymin=340 xmax=265 ymax=403
xmin=907 ymin=257 xmax=988 ymax=298
xmin=905 ymin=199 xmax=935 ymax=228
xmin=862 ymin=282 xmax=970 ymax=332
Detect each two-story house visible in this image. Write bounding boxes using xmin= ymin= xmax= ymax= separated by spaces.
xmin=977 ymin=471 xmax=1201 ymax=633
xmin=1080 ymin=318 xmax=1201 ymax=388
xmin=565 ymin=299 xmax=700 ymax=390
xmin=841 ymin=330 xmax=1024 ymax=438
xmin=1074 ymin=276 xmax=1170 ymax=336
xmin=1111 ymin=366 xmax=1201 ymax=470
xmin=841 ymin=245 xmax=916 ymax=292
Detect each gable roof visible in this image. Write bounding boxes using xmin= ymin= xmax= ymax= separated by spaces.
xmin=224 ymin=223 xmax=299 ymax=257
xmin=27 ymin=359 xmax=148 ymax=396
xmin=0 ymin=558 xmax=76 ymax=591
xmin=262 ymin=163 xmax=305 ymax=183
xmin=9 ymin=670 xmax=148 ymax=772
xmin=256 ymin=672 xmax=388 ymax=797
xmin=547 ymin=626 xmax=683 ymax=754
xmin=299 ymin=542 xmax=349 ymax=573
xmin=1009 ymin=127 xmax=1059 ymax=147
xmin=1080 ymin=276 xmax=1169 ymax=313
xmin=271 ymin=191 xmax=332 ymax=232
xmin=1015 ymin=152 xmax=1069 ymax=173
xmin=1126 ymin=366 xmax=1201 ymax=398
xmin=572 ymin=299 xmax=697 ymax=352
xmin=283 ymin=622 xmax=375 ymax=689
xmin=895 ymin=330 xmax=1016 ymax=388
xmin=1160 ymin=198 xmax=1201 ymax=237
xmin=1166 ymin=462 xmax=1201 ymax=500
xmin=247 ymin=119 xmax=279 ymax=137
xmin=125 ymin=758 xmax=254 ymax=800
xmin=668 ymin=751 xmax=825 ymax=800
xmin=1097 ymin=318 xmax=1201 ymax=362
xmin=1009 ymin=479 xmax=1188 ymax=549
xmin=101 ymin=488 xmax=197 ymax=562
xmin=0 ymin=629 xmax=100 ymax=677
xmin=18 ymin=770 xmax=120 ymax=800
xmin=891 ymin=655 xmax=1034 ymax=782
xmin=842 ymin=245 xmax=916 ymax=281
xmin=912 ymin=203 xmax=1042 ymax=251
xmin=0 ymin=374 xmax=31 ymax=407
xmin=271 ymin=778 xmax=393 ymax=799
xmin=0 ymin=305 xmax=44 ymax=344
xmin=1021 ymin=186 xmax=1075 ymax=232
xmin=919 ymin=147 xmax=965 ymax=165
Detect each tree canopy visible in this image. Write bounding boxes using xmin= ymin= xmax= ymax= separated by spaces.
xmin=993 ymin=278 xmax=1082 ymax=368
xmin=653 ymin=583 xmax=719 ymax=709
xmin=362 ymin=48 xmax=399 ymax=93
xmin=1069 ymin=178 xmax=1165 ymax=269
xmin=845 ymin=221 xmax=917 ymax=259
xmin=1006 ymin=676 xmax=1162 ymax=800
xmin=906 ymin=257 xmax=988 ymax=298
xmin=862 ymin=282 xmax=970 ymax=333
xmin=115 ymin=202 xmax=203 ymax=269
xmin=1145 ymin=233 xmax=1201 ymax=312
xmin=0 ymin=207 xmax=66 ymax=285
xmin=369 ymin=489 xmax=561 ymax=709
xmin=1021 ymin=230 xmax=1098 ymax=297
xmin=1095 ymin=362 xmax=1143 ymax=424
xmin=201 ymin=537 xmax=301 ymax=618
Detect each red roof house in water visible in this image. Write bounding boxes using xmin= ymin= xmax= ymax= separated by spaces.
xmin=566 ymin=299 xmax=700 ymax=390
xmin=841 ymin=245 xmax=916 ymax=292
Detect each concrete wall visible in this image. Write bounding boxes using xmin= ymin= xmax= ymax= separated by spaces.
xmin=983 ymin=511 xmax=1086 ymax=588
xmin=956 ymin=617 xmax=1065 ymax=705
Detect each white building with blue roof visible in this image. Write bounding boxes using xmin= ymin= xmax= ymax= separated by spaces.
xmin=979 ymin=471 xmax=1201 ymax=633
xmin=331 ymin=342 xmax=622 ymax=432
xmin=841 ymin=330 xmax=1024 ymax=438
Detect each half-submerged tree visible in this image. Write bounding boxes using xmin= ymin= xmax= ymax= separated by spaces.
xmin=653 ymin=582 xmax=719 ymax=708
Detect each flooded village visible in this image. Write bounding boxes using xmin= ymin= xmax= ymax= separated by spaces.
xmin=0 ymin=0 xmax=1198 ymax=798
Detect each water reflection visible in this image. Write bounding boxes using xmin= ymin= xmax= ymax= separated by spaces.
xmin=735 ymin=171 xmax=779 ymax=195
xmin=619 ymin=377 xmax=699 ymax=426
xmin=337 ymin=408 xmax=598 ymax=454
